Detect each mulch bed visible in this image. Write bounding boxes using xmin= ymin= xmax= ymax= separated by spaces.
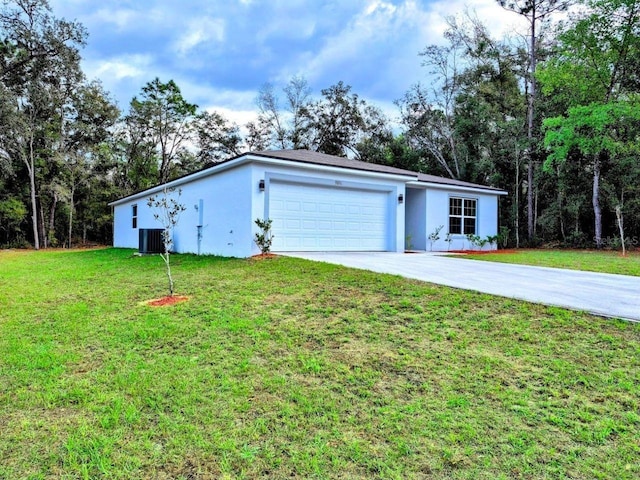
xmin=448 ymin=249 xmax=519 ymax=255
xmin=250 ymin=253 xmax=278 ymax=260
xmin=145 ymin=295 xmax=190 ymax=307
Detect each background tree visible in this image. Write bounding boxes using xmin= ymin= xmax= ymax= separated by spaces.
xmin=301 ymin=81 xmax=391 ymax=158
xmin=538 ymin=0 xmax=640 ymax=247
xmin=126 ymin=78 xmax=197 ymax=183
xmin=499 ymin=0 xmax=572 ymax=241
xmin=194 ymin=110 xmax=242 ymax=164
xmin=0 ymin=0 xmax=87 ymax=249
xmin=252 ymin=76 xmax=312 ymax=150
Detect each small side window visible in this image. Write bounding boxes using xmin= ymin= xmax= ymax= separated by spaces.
xmin=132 ymin=204 xmax=138 ymax=229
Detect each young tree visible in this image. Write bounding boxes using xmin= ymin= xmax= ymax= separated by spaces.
xmin=147 ymin=188 xmax=186 ymax=297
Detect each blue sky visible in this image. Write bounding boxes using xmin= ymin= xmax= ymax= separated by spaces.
xmin=49 ymin=0 xmax=522 ymax=126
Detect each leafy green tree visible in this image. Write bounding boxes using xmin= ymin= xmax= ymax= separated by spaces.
xmin=0 ymin=197 xmax=27 ymax=245
xmin=543 ymin=100 xmax=640 ymax=246
xmin=127 ymin=78 xmax=197 ymax=183
xmin=194 ymin=110 xmax=242 ymax=164
xmin=498 ymin=0 xmax=572 ymax=242
xmin=539 ymin=0 xmax=640 ymax=247
xmin=0 ymin=0 xmax=86 ymax=249
xmin=302 ymin=81 xmax=390 ymax=158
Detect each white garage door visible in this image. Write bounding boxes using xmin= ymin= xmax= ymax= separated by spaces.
xmin=269 ymin=181 xmax=390 ymax=251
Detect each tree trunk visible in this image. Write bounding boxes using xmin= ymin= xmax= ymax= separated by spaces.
xmin=526 ymin=4 xmax=537 ymax=242
xmin=593 ymin=158 xmax=602 ymax=248
xmin=527 ymin=158 xmax=534 ymax=241
xmin=534 ymin=186 xmax=539 ymax=239
xmin=515 ymin=144 xmax=520 ymax=249
xmin=39 ymin=201 xmax=47 ymax=249
xmin=557 ymin=165 xmax=566 ymax=243
xmin=26 ymin=132 xmax=40 ymax=250
xmin=616 ymin=205 xmax=625 ymax=256
xmin=48 ymin=192 xmax=58 ymax=247
xmin=68 ymin=185 xmax=75 ymax=249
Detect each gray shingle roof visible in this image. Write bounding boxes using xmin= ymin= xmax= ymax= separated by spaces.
xmin=252 ymin=149 xmax=418 ymax=177
xmin=252 ymin=149 xmax=504 ymax=192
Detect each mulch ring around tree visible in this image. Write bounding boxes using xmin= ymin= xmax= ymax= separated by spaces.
xmin=143 ymin=295 xmax=190 ymax=307
xmin=250 ymin=253 xmax=278 ymax=260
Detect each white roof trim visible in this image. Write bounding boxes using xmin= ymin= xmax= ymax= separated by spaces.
xmin=108 ymin=155 xmax=248 ymax=206
xmin=249 ymin=156 xmax=417 ymax=181
xmin=109 ymin=154 xmax=417 ymax=206
xmin=406 ymin=180 xmax=508 ymax=195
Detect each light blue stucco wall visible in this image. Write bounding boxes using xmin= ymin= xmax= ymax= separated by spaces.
xmin=112 ymin=160 xmax=409 ymax=257
xmin=405 ymin=188 xmax=426 ymax=251
xmin=424 ymin=187 xmax=499 ymax=251
xmin=113 ymin=165 xmax=254 ymax=257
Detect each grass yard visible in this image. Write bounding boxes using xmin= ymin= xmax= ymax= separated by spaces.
xmin=1 ymin=248 xmax=639 ymax=479
xmin=463 ymin=249 xmax=640 ymax=277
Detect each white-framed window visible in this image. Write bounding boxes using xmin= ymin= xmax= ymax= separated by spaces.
xmin=449 ymin=197 xmax=477 ymax=235
xmin=132 ymin=204 xmax=138 ymax=229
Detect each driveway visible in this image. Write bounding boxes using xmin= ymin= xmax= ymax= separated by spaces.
xmin=284 ymin=252 xmax=640 ymax=322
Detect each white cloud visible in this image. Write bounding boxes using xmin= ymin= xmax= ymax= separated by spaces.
xmin=365 ymin=0 xmax=397 ymax=16
xmin=174 ymin=17 xmax=226 ymax=55
xmin=92 ymin=8 xmax=139 ymax=30
xmin=86 ymin=54 xmax=153 ymax=81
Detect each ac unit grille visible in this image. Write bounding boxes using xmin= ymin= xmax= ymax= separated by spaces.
xmin=139 ymin=229 xmax=165 ymax=254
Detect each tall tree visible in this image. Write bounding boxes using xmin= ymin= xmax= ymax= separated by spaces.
xmin=194 ymin=110 xmax=242 ymax=164
xmin=252 ymin=75 xmax=312 ymax=150
xmin=0 ymin=0 xmax=86 ymax=249
xmin=539 ymin=0 xmax=640 ymax=247
xmin=59 ymin=81 xmax=119 ymax=247
xmin=126 ymin=78 xmax=197 ymax=183
xmin=499 ymin=0 xmax=571 ymax=241
xmin=301 ymin=81 xmax=390 ymax=157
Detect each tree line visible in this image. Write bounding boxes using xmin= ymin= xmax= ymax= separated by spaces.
xmin=1 ymin=0 xmax=638 ymax=250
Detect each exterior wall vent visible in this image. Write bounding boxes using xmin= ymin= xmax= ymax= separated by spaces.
xmin=138 ymin=229 xmax=165 ymax=254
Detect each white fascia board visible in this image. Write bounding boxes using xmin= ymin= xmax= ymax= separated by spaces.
xmin=406 ymin=180 xmax=508 ymax=196
xmin=248 ymin=156 xmax=417 ymax=182
xmin=108 ymin=155 xmax=252 ymax=206
xmin=109 ymin=154 xmax=418 ymax=206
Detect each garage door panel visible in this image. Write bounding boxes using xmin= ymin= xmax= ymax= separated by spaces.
xmin=318 ymin=203 xmax=332 ymax=214
xmin=269 ymin=181 xmax=391 ymax=252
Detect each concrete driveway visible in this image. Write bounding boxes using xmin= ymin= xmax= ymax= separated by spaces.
xmin=285 ymin=252 xmax=640 ymax=322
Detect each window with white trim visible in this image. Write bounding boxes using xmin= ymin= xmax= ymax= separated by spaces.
xmin=449 ymin=197 xmax=476 ymax=235
xmin=132 ymin=204 xmax=138 ymax=229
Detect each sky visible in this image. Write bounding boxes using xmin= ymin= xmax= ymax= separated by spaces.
xmin=48 ymin=0 xmax=527 ymax=127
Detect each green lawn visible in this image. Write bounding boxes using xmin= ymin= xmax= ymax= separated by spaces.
xmin=462 ymin=249 xmax=640 ymax=276
xmin=1 ymin=248 xmax=639 ymax=479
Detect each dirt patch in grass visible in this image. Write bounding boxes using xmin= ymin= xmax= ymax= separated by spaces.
xmin=144 ymin=295 xmax=190 ymax=307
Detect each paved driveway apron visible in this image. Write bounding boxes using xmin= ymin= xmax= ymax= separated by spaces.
xmin=285 ymin=252 xmax=640 ymax=322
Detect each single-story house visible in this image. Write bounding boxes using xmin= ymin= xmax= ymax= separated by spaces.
xmin=109 ymin=149 xmax=507 ymax=257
